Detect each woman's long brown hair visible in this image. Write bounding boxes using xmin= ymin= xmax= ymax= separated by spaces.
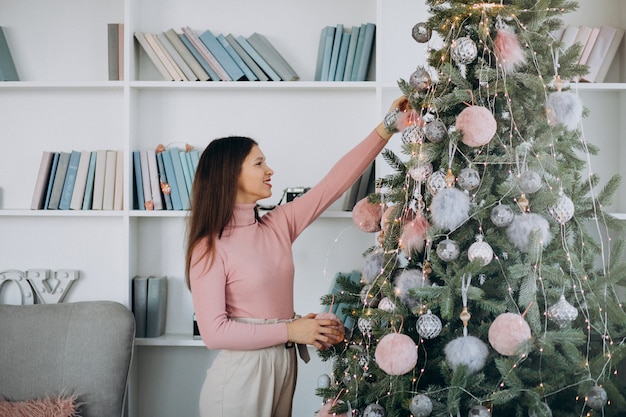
xmin=185 ymin=136 xmax=258 ymax=290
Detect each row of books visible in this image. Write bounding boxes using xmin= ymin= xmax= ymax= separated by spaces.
xmin=556 ymin=25 xmax=625 ymax=83
xmin=133 ymin=145 xmax=199 ymax=211
xmin=31 ymin=150 xmax=124 ymax=211
xmin=315 ymin=22 xmax=376 ymax=82
xmin=0 ymin=26 xmax=19 ymax=81
xmin=135 ymin=27 xmax=299 ymax=82
xmin=132 ymin=275 xmax=168 ymax=338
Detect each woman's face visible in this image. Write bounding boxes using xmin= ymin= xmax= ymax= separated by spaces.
xmin=236 ymin=145 xmax=274 ymax=204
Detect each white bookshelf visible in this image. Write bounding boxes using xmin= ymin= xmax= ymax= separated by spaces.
xmin=1 ymin=0 xmax=625 ymax=416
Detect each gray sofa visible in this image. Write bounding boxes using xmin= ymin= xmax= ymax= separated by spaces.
xmin=0 ymin=301 xmax=135 ymax=417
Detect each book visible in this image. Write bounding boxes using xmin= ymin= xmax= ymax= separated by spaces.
xmin=156 ymin=151 xmax=173 ymax=210
xmin=327 ymin=24 xmax=344 ymax=82
xmin=342 ymin=25 xmax=360 ymax=81
xmin=132 ymin=276 xmax=149 ymax=338
xmin=43 ymin=153 xmax=60 ymax=210
xmin=558 ymin=25 xmax=580 ymax=52
xmin=0 ymin=26 xmax=19 ymax=81
xmin=350 ymin=23 xmax=368 ymax=81
xmin=146 ymin=149 xmax=164 ymax=210
xmin=146 ymin=276 xmax=168 ymax=338
xmin=179 ymin=149 xmax=193 ymax=196
xmin=216 ymin=33 xmax=257 ymax=81
xmin=161 ymin=149 xmax=183 ymax=210
xmin=334 ymin=31 xmax=351 ymax=81
xmin=342 ymin=175 xmax=362 ymax=211
xmin=91 ymin=149 xmax=108 ymax=210
xmin=178 ymin=33 xmax=219 ymax=81
xmin=235 ymin=35 xmax=281 ymax=81
xmin=224 ymin=33 xmax=268 ymax=81
xmin=81 ymin=151 xmax=97 ymax=210
xmin=199 ymin=29 xmax=246 ymax=81
xmin=113 ymin=150 xmax=124 ymax=210
xmin=188 ymin=148 xmax=200 ymax=175
xmin=157 ymin=32 xmax=197 ymax=81
xmin=353 ymin=23 xmax=376 ymax=81
xmin=164 ymin=28 xmax=210 ymax=81
xmin=139 ymin=150 xmax=153 ymax=210
xmin=47 ymin=152 xmax=71 ymax=210
xmin=314 ymin=26 xmax=332 ymax=81
xmin=132 ymin=150 xmax=145 ymax=210
xmin=182 ymin=26 xmax=231 ymax=81
xmin=30 ymin=151 xmax=54 ymax=210
xmin=134 ymin=31 xmax=174 ymax=81
xmin=145 ymin=32 xmax=185 ymax=81
xmin=572 ymin=26 xmax=593 ymax=61
xmin=70 ymin=150 xmax=93 ymax=210
xmin=117 ymin=23 xmax=124 ymax=80
xmin=581 ymin=26 xmax=625 ymax=83
xmin=168 ymin=147 xmax=190 ymax=210
xmin=247 ymin=32 xmax=299 ymax=81
xmin=341 ymin=160 xmax=375 ymax=211
xmin=579 ymin=27 xmax=601 ymax=65
xmin=102 ymin=150 xmax=117 ymax=210
xmin=108 ymin=23 xmax=121 ymax=81
xmin=58 ymin=150 xmax=81 ymax=210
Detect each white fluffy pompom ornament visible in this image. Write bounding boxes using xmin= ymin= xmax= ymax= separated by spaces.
xmin=430 ymin=187 xmax=470 ymax=231
xmin=352 ymin=198 xmax=382 ymax=233
xmin=362 ymin=250 xmax=383 ymax=284
xmin=488 ymin=312 xmax=531 ymax=356
xmin=456 ymin=105 xmax=497 ymax=147
xmin=444 ymin=335 xmax=489 ymax=373
xmin=374 ymin=332 xmax=417 ymax=375
xmin=545 ymin=90 xmax=583 ymax=131
xmin=506 ymin=213 xmax=552 ymax=253
xmin=394 ymin=268 xmax=431 ymax=309
xmin=400 ymin=212 xmax=430 ymax=254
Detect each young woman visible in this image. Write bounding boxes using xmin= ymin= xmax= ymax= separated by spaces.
xmin=186 ymin=96 xmax=408 ymax=417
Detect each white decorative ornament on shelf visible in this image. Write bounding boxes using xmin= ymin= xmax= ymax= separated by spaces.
xmin=0 ymin=269 xmax=79 ymax=305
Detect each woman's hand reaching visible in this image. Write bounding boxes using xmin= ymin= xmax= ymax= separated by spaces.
xmin=286 ymin=313 xmax=345 ymax=350
xmin=375 ymin=95 xmax=411 ymax=140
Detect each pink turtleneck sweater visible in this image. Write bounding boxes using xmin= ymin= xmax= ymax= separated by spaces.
xmin=190 ymin=130 xmax=386 ymax=351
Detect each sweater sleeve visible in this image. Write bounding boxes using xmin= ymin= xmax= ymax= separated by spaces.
xmin=190 ymin=244 xmax=289 ymax=350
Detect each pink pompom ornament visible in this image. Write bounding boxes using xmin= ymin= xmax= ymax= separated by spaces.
xmin=374 ymin=332 xmax=418 ymax=375
xmin=456 ymin=105 xmax=497 ymax=147
xmin=352 ymin=198 xmax=383 ymax=233
xmin=494 ymin=21 xmax=527 ymax=74
xmin=399 ymin=212 xmax=430 ymax=254
xmin=488 ymin=312 xmax=532 ymax=356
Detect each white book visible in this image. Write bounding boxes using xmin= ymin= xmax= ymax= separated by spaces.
xmin=113 ymin=150 xmax=124 ymax=210
xmin=92 ymin=149 xmax=108 ymax=210
xmin=582 ymin=26 xmax=625 ymax=82
xmin=69 ymin=150 xmax=92 ymax=210
xmin=157 ymin=32 xmax=197 ymax=81
xmin=102 ymin=150 xmax=117 ymax=210
xmin=572 ymin=26 xmax=593 ymax=61
xmin=144 ymin=32 xmax=185 ymax=81
xmin=579 ymin=27 xmax=600 ymax=65
xmin=559 ymin=25 xmax=579 ymax=52
xmin=146 ymin=149 xmax=164 ymax=210
xmin=139 ymin=150 xmax=153 ymax=210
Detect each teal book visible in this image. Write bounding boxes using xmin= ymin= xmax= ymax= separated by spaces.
xmin=225 ymin=34 xmax=268 ymax=81
xmin=161 ymin=150 xmax=182 ymax=210
xmin=216 ymin=33 xmax=257 ymax=81
xmin=133 ymin=150 xmax=145 ymax=210
xmin=146 ymin=276 xmax=168 ymax=338
xmin=132 ymin=276 xmax=149 ymax=338
xmin=314 ymin=26 xmax=330 ymax=81
xmin=248 ymin=32 xmax=299 ymax=81
xmin=156 ymin=151 xmax=173 ymax=210
xmin=350 ymin=23 xmax=368 ymax=81
xmin=43 ymin=153 xmax=60 ymax=210
xmin=199 ymin=30 xmax=245 ymax=81
xmin=179 ymin=33 xmax=220 ymax=81
xmin=236 ymin=35 xmax=281 ymax=81
xmin=342 ymin=25 xmax=360 ymax=81
xmin=179 ymin=150 xmax=193 ymax=196
xmin=334 ymin=31 xmax=351 ymax=81
xmin=0 ymin=27 xmax=19 ymax=81
xmin=354 ymin=23 xmax=376 ymax=81
xmin=81 ymin=151 xmax=97 ymax=210
xmin=188 ymin=148 xmax=200 ymax=177
xmin=319 ymin=26 xmax=336 ymax=81
xmin=327 ymin=24 xmax=344 ymax=82
xmin=165 ymin=148 xmax=188 ymax=210
xmin=59 ymin=150 xmax=81 ymax=210
xmin=47 ymin=152 xmax=71 ymax=210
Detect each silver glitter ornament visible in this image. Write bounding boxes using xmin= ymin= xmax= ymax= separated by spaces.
xmin=457 ymin=167 xmax=481 ymax=191
xmin=358 ymin=317 xmax=373 ymax=338
xmin=451 ymin=37 xmax=478 ymax=65
xmin=412 ymin=22 xmax=432 ymax=43
xmin=549 ymin=192 xmax=575 ymax=224
xmin=409 ymin=394 xmax=433 ymax=417
xmin=402 ymin=124 xmax=423 ymax=143
xmin=468 ymin=404 xmax=491 ymax=417
xmin=586 ymin=385 xmax=608 ymax=410
xmin=317 ymin=373 xmax=331 ymax=388
xmin=491 ymin=204 xmax=514 ymax=227
xmin=417 ymin=309 xmax=442 ymax=339
xmin=468 ymin=235 xmax=493 ymax=266
xmin=427 ymin=170 xmax=447 ymax=196
xmin=378 ymin=297 xmax=396 ymax=312
xmin=423 ymin=119 xmax=448 ymax=143
xmin=436 ymin=238 xmax=460 ymax=261
xmin=409 ymin=163 xmax=433 ymax=182
xmin=363 ymin=403 xmax=385 ymax=417
xmin=548 ymin=294 xmax=578 ymax=328
xmin=409 ymin=67 xmax=432 ymax=92
xmin=518 ymin=170 xmax=542 ymax=194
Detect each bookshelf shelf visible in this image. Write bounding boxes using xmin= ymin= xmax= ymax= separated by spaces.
xmin=1 ymin=0 xmax=625 ymax=416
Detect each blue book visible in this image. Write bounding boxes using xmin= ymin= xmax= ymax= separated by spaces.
xmin=178 ymin=150 xmax=193 ymax=196
xmin=132 ymin=150 xmax=145 ymax=210
xmin=156 ymin=151 xmax=173 ymax=210
xmin=314 ymin=27 xmax=329 ymax=81
xmin=225 ymin=33 xmax=268 ymax=81
xmin=354 ymin=23 xmax=376 ymax=81
xmin=188 ymin=149 xmax=200 ymax=177
xmin=235 ymin=35 xmax=281 ymax=81
xmin=343 ymin=26 xmax=360 ymax=81
xmin=320 ymin=26 xmax=336 ymax=81
xmin=179 ymin=33 xmax=220 ymax=81
xmin=350 ymin=24 xmax=368 ymax=81
xmin=199 ymin=30 xmax=245 ymax=81
xmin=0 ymin=27 xmax=18 ymax=81
xmin=334 ymin=32 xmax=351 ymax=81
xmin=162 ymin=149 xmax=184 ymax=210
xmin=81 ymin=151 xmax=97 ymax=210
xmin=216 ymin=33 xmax=257 ymax=81
xmin=327 ymin=24 xmax=344 ymax=82
xmin=44 ymin=153 xmax=60 ymax=210
xmin=59 ymin=150 xmax=81 ymax=210
xmin=47 ymin=152 xmax=70 ymax=210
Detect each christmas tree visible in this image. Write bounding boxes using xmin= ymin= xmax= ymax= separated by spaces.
xmin=315 ymin=1 xmax=626 ymax=417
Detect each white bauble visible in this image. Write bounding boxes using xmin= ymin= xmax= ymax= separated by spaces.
xmin=436 ymin=238 xmax=460 ymax=262
xmin=518 ymin=170 xmax=542 ymax=194
xmin=427 ymin=170 xmax=448 ymax=196
xmin=409 ymin=163 xmax=433 ymax=182
xmin=363 ymin=403 xmax=386 ymax=417
xmin=451 ymin=36 xmax=478 ymax=65
xmin=468 ymin=235 xmax=493 ymax=266
xmin=457 ymin=167 xmax=481 ymax=191
xmin=423 ymin=120 xmax=447 ymax=143
xmin=549 ymin=193 xmax=575 ymax=224
xmin=317 ymin=373 xmax=331 ymax=389
xmin=490 ymin=204 xmax=514 ymax=227
xmin=417 ymin=310 xmax=442 ymax=339
xmin=410 ymin=394 xmax=433 ymax=417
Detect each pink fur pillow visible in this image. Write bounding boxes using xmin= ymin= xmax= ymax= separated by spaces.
xmin=0 ymin=396 xmax=79 ymax=417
